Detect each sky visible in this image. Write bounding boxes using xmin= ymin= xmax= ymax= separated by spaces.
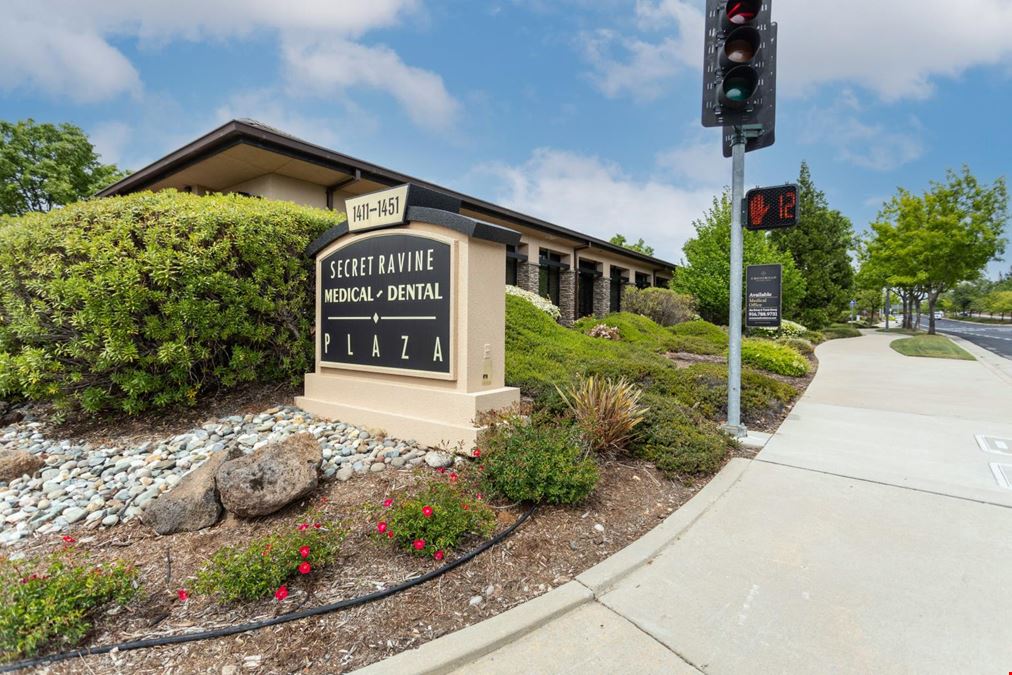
xmin=2 ymin=0 xmax=1010 ymax=277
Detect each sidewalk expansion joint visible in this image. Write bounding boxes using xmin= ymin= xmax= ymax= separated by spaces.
xmin=754 ymin=457 xmax=1012 ymax=511
xmin=595 ymin=598 xmax=706 ymax=674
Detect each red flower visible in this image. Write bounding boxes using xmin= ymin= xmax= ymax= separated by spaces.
xmin=479 ymin=465 xmax=485 ymax=472
xmin=298 ymin=562 xmax=312 ymax=575
xmin=449 ymin=472 xmax=458 ymax=483
xmin=383 ymin=498 xmax=393 ymax=508
xmin=262 ymin=543 xmax=273 ymax=557
xmin=413 ymin=539 xmax=426 ymax=550
xmin=298 ymin=522 xmax=309 ymax=531
xmin=387 ymin=531 xmax=394 ymax=538
xmin=473 ymin=448 xmax=481 ymax=458
xmin=434 ymin=550 xmax=445 ymax=561
xmin=476 ymin=493 xmax=483 ymax=501
xmin=177 ymin=589 xmax=189 ymax=602
xmin=377 ymin=521 xmax=388 ymax=533
xmin=274 ymin=585 xmax=289 ymax=601
xmin=422 ymin=505 xmax=434 ymax=518
xmin=437 ymin=467 xmax=446 ymax=474
xmin=313 ymin=523 xmax=322 ymax=529
xmin=299 ymin=545 xmax=310 ymax=559
xmin=61 ymin=535 xmax=76 ymax=543
xmin=463 ymin=503 xmax=470 ymax=511
xmin=320 ymin=496 xmax=329 ymax=504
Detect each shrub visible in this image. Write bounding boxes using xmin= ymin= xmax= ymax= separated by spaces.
xmin=633 ymin=394 xmax=733 ymax=477
xmin=778 ymin=336 xmax=814 ymax=355
xmin=587 ymin=323 xmax=621 ymax=340
xmin=822 ymin=324 xmax=862 ymax=340
xmin=0 ymin=191 xmax=340 ymax=414
xmin=505 ymin=285 xmax=561 ymax=321
xmin=669 ymin=320 xmax=729 ymax=347
xmin=575 ymin=312 xmax=681 ymax=352
xmin=481 ymin=415 xmax=599 ymax=505
xmin=556 ymin=375 xmax=647 ymax=453
xmin=750 ymin=319 xmax=808 ymax=339
xmin=380 ymin=482 xmax=496 ymax=559
xmin=193 ymin=515 xmax=345 ymax=602
xmin=0 ymin=547 xmax=137 ymax=662
xmin=650 ymin=362 xmax=797 ymax=421
xmin=621 ymin=286 xmax=696 ymax=326
xmin=741 ymin=338 xmax=809 ymax=377
xmin=803 ymin=330 xmax=826 ymax=344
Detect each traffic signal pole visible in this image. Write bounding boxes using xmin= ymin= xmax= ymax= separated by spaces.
xmin=723 ymin=127 xmax=747 ymax=438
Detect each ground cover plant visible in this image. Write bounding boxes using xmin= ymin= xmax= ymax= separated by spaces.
xmin=379 ymin=481 xmax=496 ymax=559
xmin=889 ymin=335 xmax=975 ymax=361
xmin=741 ymin=338 xmax=809 ymax=377
xmin=0 ymin=190 xmax=340 ymax=414
xmin=821 ymin=323 xmax=862 ymax=340
xmin=193 ymin=514 xmax=346 ymax=602
xmin=0 ymin=543 xmax=138 ymax=662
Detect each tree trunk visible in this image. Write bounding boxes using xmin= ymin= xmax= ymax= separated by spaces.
xmin=927 ymin=292 xmax=938 ymax=335
xmin=915 ymin=296 xmax=922 ymax=332
xmin=902 ymin=292 xmax=912 ymax=330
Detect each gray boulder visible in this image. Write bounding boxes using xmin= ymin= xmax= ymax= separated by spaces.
xmin=142 ymin=447 xmax=240 ymax=535
xmin=216 ymin=433 xmax=322 ymax=518
xmin=0 ymin=450 xmax=43 ymax=483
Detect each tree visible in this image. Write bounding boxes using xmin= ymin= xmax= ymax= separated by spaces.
xmin=769 ymin=162 xmax=855 ymax=328
xmin=0 ymin=118 xmax=128 ymax=216
xmin=947 ymin=278 xmax=993 ymax=316
xmin=863 ymin=167 xmax=1008 ymax=334
xmin=674 ymin=193 xmax=805 ymax=325
xmin=609 ymin=234 xmax=655 ymax=256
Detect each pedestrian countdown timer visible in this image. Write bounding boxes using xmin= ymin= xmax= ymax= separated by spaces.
xmin=744 ymin=184 xmax=798 ymax=230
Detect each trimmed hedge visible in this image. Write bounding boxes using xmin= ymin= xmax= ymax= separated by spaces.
xmin=0 ymin=191 xmax=341 ymax=413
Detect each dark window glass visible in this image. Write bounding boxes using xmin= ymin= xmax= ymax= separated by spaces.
xmin=635 ymin=272 xmax=650 ymax=289
xmin=577 ymin=260 xmax=597 ymax=318
xmin=610 ymin=277 xmax=624 ymax=313
xmin=506 ymin=258 xmax=518 ymax=286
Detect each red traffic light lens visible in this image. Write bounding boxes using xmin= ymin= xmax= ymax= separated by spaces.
xmin=725 ymin=0 xmax=759 ymax=25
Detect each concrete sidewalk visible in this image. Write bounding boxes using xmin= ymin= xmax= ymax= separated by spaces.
xmin=356 ymin=332 xmax=1012 ymax=675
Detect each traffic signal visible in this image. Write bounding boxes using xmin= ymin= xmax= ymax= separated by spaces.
xmin=701 ymin=0 xmax=778 ymax=142
xmin=744 ymin=184 xmax=798 ymax=230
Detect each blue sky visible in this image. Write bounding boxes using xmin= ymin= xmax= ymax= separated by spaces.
xmin=2 ymin=0 xmax=1010 ymax=276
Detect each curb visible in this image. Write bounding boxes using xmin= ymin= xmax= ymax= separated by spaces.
xmin=576 ymin=457 xmax=751 ymax=594
xmin=351 ymin=581 xmax=594 ymax=675
xmin=946 ymin=335 xmax=1012 ymax=386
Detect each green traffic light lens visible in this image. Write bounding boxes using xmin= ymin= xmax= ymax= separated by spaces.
xmin=718 ymin=66 xmax=758 ymax=109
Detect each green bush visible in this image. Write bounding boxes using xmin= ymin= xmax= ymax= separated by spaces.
xmin=0 ymin=191 xmax=340 ymax=413
xmin=822 ymin=323 xmax=862 ymax=340
xmin=381 ymin=482 xmax=496 ymax=558
xmin=741 ymin=338 xmax=809 ymax=377
xmin=778 ymin=336 xmax=815 ymax=355
xmin=574 ymin=313 xmax=725 ymax=356
xmin=803 ymin=330 xmax=826 ymax=344
xmin=481 ymin=415 xmax=599 ymax=505
xmin=633 ymin=394 xmax=733 ymax=477
xmin=649 ymin=362 xmax=797 ymax=421
xmin=193 ymin=515 xmax=345 ymax=602
xmin=0 ymin=547 xmax=138 ymax=662
xmin=620 ymin=286 xmax=696 ymax=326
xmin=750 ymin=319 xmax=809 ymax=339
xmin=669 ymin=319 xmax=729 ymax=348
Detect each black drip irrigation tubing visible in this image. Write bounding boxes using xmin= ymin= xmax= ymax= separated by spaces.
xmin=2 ymin=505 xmax=538 ymax=673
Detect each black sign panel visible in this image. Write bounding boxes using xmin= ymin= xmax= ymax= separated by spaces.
xmin=320 ymin=234 xmax=452 ymax=376
xmin=744 ymin=184 xmax=798 ymax=230
xmin=746 ymin=264 xmax=782 ymax=328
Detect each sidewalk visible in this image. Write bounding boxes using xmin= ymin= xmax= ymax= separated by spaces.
xmin=355 ymin=333 xmax=1012 ymax=675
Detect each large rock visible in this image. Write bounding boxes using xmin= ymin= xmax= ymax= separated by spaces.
xmin=216 ymin=433 xmax=322 ymax=518
xmin=0 ymin=450 xmax=43 ymax=482
xmin=142 ymin=447 xmax=240 ymax=535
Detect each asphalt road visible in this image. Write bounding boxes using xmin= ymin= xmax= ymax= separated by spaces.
xmin=915 ymin=316 xmax=1012 ymax=359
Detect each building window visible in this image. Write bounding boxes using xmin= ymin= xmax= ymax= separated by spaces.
xmin=577 ymin=259 xmax=599 ymax=318
xmin=505 ymin=244 xmax=519 ymax=286
xmin=610 ymin=268 xmax=628 ymax=313
xmin=539 ymin=250 xmax=565 ymax=306
xmin=635 ymin=272 xmax=650 ymax=289
xmin=655 ymin=276 xmax=670 ymax=288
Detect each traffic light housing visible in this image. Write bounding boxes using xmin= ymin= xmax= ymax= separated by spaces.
xmin=702 ymin=0 xmax=777 ymax=143
xmin=744 ymin=184 xmax=798 ymax=230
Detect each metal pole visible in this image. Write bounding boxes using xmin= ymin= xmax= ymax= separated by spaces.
xmin=722 ymin=127 xmax=747 ymax=438
xmin=885 ymin=288 xmax=890 ymax=331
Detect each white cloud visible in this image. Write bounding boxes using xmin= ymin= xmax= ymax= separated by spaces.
xmin=655 ymin=136 xmax=728 ymax=187
xmin=0 ymin=0 xmax=458 ymax=131
xmin=283 ymin=40 xmax=459 ymax=132
xmin=801 ymin=96 xmax=925 ymax=171
xmin=88 ymin=121 xmax=134 ymax=166
xmin=476 ymin=147 xmax=718 ymax=262
xmin=589 ymin=0 xmax=1012 ymax=103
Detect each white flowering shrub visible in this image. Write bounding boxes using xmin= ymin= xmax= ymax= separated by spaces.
xmin=588 ymin=324 xmax=621 ymax=340
xmin=751 ymin=319 xmax=808 ymax=339
xmin=505 ymin=285 xmax=562 ymax=321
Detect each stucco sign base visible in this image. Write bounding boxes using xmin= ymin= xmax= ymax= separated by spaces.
xmin=296 ymin=371 xmax=519 ymax=450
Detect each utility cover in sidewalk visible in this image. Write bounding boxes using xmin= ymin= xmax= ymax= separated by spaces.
xmin=988 ymin=463 xmax=1012 ymax=490
xmin=975 ymin=435 xmax=1012 ymax=456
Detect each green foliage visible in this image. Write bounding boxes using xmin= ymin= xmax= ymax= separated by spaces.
xmin=749 ymin=319 xmax=808 ymax=339
xmin=769 ymin=162 xmax=856 ymax=328
xmin=778 ymin=336 xmax=815 ymax=355
xmin=822 ymin=324 xmax=862 ymax=340
xmin=669 ymin=319 xmax=729 ymax=345
xmin=0 ymin=118 xmax=128 ymax=216
xmin=193 ymin=516 xmax=345 ymax=602
xmin=890 ymin=335 xmax=975 ymax=361
xmin=633 ymin=393 xmax=733 ymax=477
xmin=649 ymin=362 xmax=798 ymax=421
xmin=481 ymin=415 xmax=599 ymax=505
xmin=803 ymin=330 xmax=826 ymax=344
xmin=382 ymin=482 xmax=496 ymax=557
xmin=673 ymin=193 xmax=805 ymax=325
xmin=556 ymin=375 xmax=647 ymax=453
xmin=609 ymin=233 xmax=655 ymax=256
xmin=741 ymin=338 xmax=809 ymax=377
xmin=0 ymin=190 xmax=341 ymax=413
xmin=620 ymin=286 xmax=695 ymax=326
xmin=0 ymin=548 xmax=137 ymax=662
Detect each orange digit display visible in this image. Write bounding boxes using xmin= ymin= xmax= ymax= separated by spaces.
xmin=745 ymin=185 xmax=799 ymax=230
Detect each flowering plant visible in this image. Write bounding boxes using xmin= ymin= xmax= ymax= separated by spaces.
xmin=0 ymin=546 xmax=137 ymax=662
xmin=379 ymin=482 xmax=495 ymax=559
xmin=505 ymin=285 xmax=562 ymax=321
xmin=193 ymin=512 xmax=345 ymax=602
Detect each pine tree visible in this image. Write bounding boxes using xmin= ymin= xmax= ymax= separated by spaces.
xmin=769 ymin=162 xmax=855 ymax=328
